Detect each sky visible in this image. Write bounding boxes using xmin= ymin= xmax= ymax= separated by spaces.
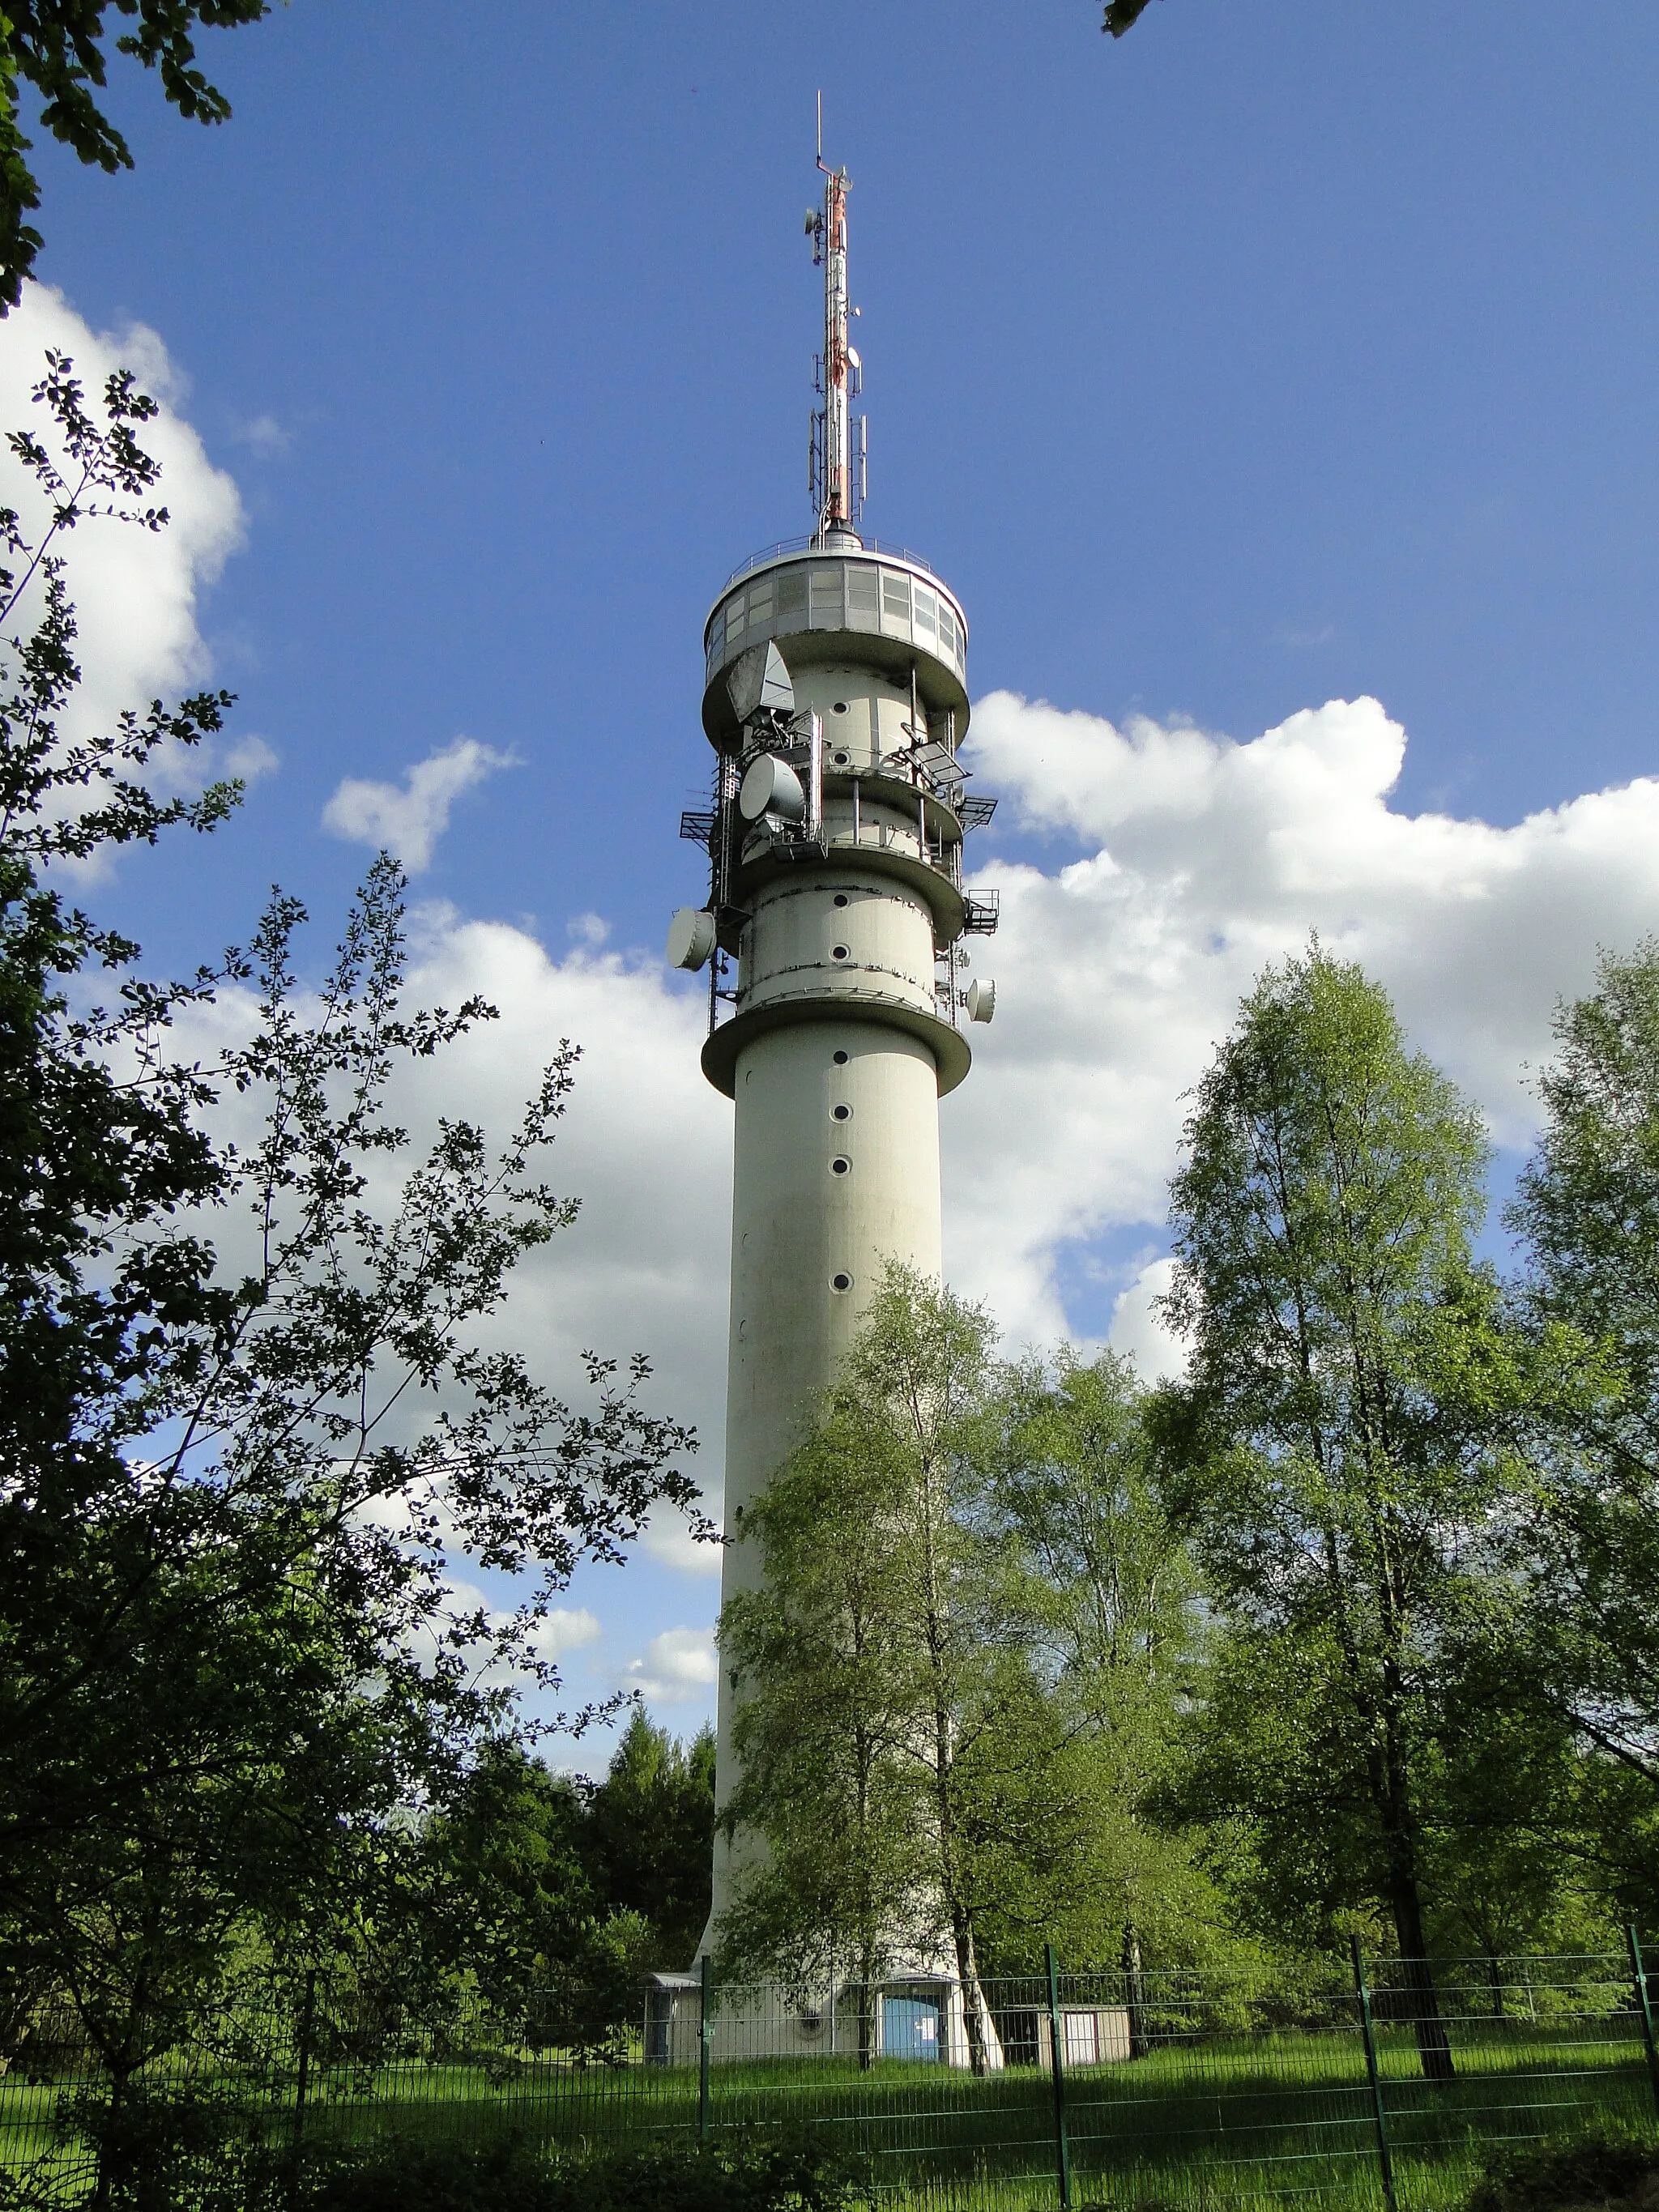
xmin=10 ymin=0 xmax=1659 ymax=1758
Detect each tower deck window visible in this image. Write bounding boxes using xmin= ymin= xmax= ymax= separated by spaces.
xmin=810 ymin=568 xmax=842 ymax=626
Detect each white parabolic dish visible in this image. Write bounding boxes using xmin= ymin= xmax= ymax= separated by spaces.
xmin=738 ymin=753 xmax=807 ymax=824
xmin=666 ymin=906 xmax=716 ymax=971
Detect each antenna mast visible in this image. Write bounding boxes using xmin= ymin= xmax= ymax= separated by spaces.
xmin=806 ymin=95 xmax=866 ymax=543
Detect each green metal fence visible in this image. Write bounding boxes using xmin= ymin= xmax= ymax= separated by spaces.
xmin=1 ymin=1938 xmax=1655 ymax=2208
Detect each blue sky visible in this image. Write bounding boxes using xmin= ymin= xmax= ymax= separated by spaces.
xmin=15 ymin=0 xmax=1659 ymax=1750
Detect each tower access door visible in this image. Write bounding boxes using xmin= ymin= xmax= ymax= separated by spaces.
xmin=882 ymin=1994 xmax=942 ymax=2062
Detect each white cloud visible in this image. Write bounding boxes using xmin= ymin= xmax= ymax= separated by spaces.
xmin=224 ymin=734 xmax=279 ymax=783
xmin=527 ymin=1607 xmax=603 ymax=1662
xmin=943 ymin=690 xmax=1659 ymax=1350
xmin=388 ymin=919 xmax=733 ymax=1492
xmin=168 ymin=688 xmax=1659 ymax=1603
xmin=322 ymin=737 xmax=516 ymax=872
xmin=1107 ymin=1258 xmax=1184 ymax=1383
xmin=621 ymin=1626 xmax=718 ymax=1704
xmin=392 ymin=1568 xmax=600 ymax=1681
xmin=234 ymin=413 xmax=291 ymax=456
xmin=161 ymin=911 xmax=733 ymax=1554
xmin=567 ymin=912 xmax=611 ymax=948
xmin=642 ymin=1507 xmax=725 ymax=1578
xmin=0 ymin=283 xmax=244 ymax=744
xmin=299 ymin=693 xmax=1659 ymax=1482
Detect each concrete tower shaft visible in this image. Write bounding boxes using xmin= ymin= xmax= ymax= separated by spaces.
xmin=666 ymin=140 xmax=999 ymax=1974
xmin=681 ymin=542 xmax=997 ymax=1953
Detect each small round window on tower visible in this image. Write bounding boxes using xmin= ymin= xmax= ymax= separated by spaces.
xmin=832 ymin=701 xmax=850 ymax=714
xmin=832 ymin=750 xmax=851 ymax=767
xmin=831 ymin=1272 xmax=852 ymax=1292
xmin=830 ymin=1157 xmax=851 ymax=1176
xmin=833 ymin=893 xmax=849 ymax=907
xmin=833 ymin=1050 xmax=849 ymax=1064
xmin=831 ymin=1103 xmax=851 ymax=1122
xmin=830 ymin=944 xmax=850 ymax=961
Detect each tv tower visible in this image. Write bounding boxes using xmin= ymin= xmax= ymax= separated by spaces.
xmin=667 ymin=116 xmax=1000 ymax=1973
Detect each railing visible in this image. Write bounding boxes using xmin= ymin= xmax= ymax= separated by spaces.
xmin=719 ymin=533 xmax=952 ymax=594
xmin=6 ymin=1943 xmax=1656 ymax=2209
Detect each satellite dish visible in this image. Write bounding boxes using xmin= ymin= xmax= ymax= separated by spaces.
xmin=666 ymin=907 xmax=717 ymax=972
xmin=739 ymin=754 xmax=807 ymax=825
xmin=727 ymin=640 xmax=795 ymax=724
xmin=966 ymin=978 xmax=996 ymax=1024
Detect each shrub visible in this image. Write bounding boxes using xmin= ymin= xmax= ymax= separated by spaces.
xmin=1465 ymin=2125 xmax=1659 ymax=2212
xmin=301 ymin=2131 xmax=871 ymax=2212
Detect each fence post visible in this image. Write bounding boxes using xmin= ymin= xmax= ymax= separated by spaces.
xmin=1351 ymin=1937 xmax=1399 ymax=2212
xmin=698 ymin=1953 xmax=712 ymax=2147
xmin=1627 ymin=1926 xmax=1659 ymax=2128
xmin=1045 ymin=1943 xmax=1073 ymax=2212
xmin=292 ymin=1969 xmax=317 ymax=2147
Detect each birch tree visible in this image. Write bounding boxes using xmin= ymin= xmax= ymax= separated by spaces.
xmin=1154 ymin=946 xmax=1513 ymax=2081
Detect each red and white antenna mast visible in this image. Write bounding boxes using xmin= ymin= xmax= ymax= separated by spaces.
xmin=806 ymin=94 xmax=866 ymax=544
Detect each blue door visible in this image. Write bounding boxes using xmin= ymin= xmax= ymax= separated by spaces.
xmin=883 ymin=1996 xmax=941 ymax=2061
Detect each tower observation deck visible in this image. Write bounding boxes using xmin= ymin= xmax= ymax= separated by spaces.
xmin=666 ymin=126 xmax=998 ymax=1993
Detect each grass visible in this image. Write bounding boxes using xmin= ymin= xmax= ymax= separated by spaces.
xmin=1 ymin=2018 xmax=1653 ymax=2211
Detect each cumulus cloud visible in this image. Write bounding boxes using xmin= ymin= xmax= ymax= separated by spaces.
xmin=387 ymin=916 xmax=733 ymax=1485
xmin=161 ymin=908 xmax=733 ymax=1614
xmin=526 ymin=1607 xmax=603 ymax=1663
xmin=621 ymin=1626 xmax=718 ymax=1704
xmin=1107 ymin=1258 xmax=1184 ymax=1383
xmin=642 ymin=1508 xmax=725 ymax=1578
xmin=223 ymin=734 xmax=279 ymax=784
xmin=322 ymin=738 xmax=517 ymax=872
xmin=297 ymin=696 xmax=1659 ymax=1533
xmin=944 ymin=691 xmax=1659 ymax=1349
xmin=165 ymin=689 xmax=1659 ymax=1610
xmin=0 ymin=284 xmax=244 ymax=739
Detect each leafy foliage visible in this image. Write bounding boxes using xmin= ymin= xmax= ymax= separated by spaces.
xmin=582 ymin=1708 xmax=716 ymax=1968
xmin=1505 ymin=943 xmax=1659 ymax=1905
xmin=403 ymin=1717 xmax=714 ymax=2049
xmin=1463 ymin=2125 xmax=1659 ymax=2212
xmin=1152 ymin=945 xmax=1525 ymax=2075
xmin=0 ymin=356 xmax=701 ymax=2112
xmin=0 ymin=2 xmax=273 ymax=309
xmin=301 ymin=2133 xmax=870 ymax=2212
xmin=983 ymin=1349 xmax=1234 ymax=1973
xmin=719 ymin=1270 xmax=1192 ymax=2061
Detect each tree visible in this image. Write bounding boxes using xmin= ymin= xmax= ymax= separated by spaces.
xmin=0 ymin=2 xmax=275 ymax=309
xmin=1505 ymin=942 xmax=1659 ymax=1907
xmin=719 ymin=1267 xmax=1090 ymax=2073
xmin=410 ymin=1742 xmax=654 ymax=2060
xmin=986 ymin=1349 xmax=1226 ymax=1977
xmin=0 ymin=354 xmax=702 ymax=2120
xmin=583 ymin=1711 xmax=716 ymax=1971
xmin=1153 ymin=945 xmax=1520 ymax=2080
xmin=717 ymin=1383 xmax=936 ymax=2063
xmin=1102 ymin=0 xmax=1159 ymax=36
